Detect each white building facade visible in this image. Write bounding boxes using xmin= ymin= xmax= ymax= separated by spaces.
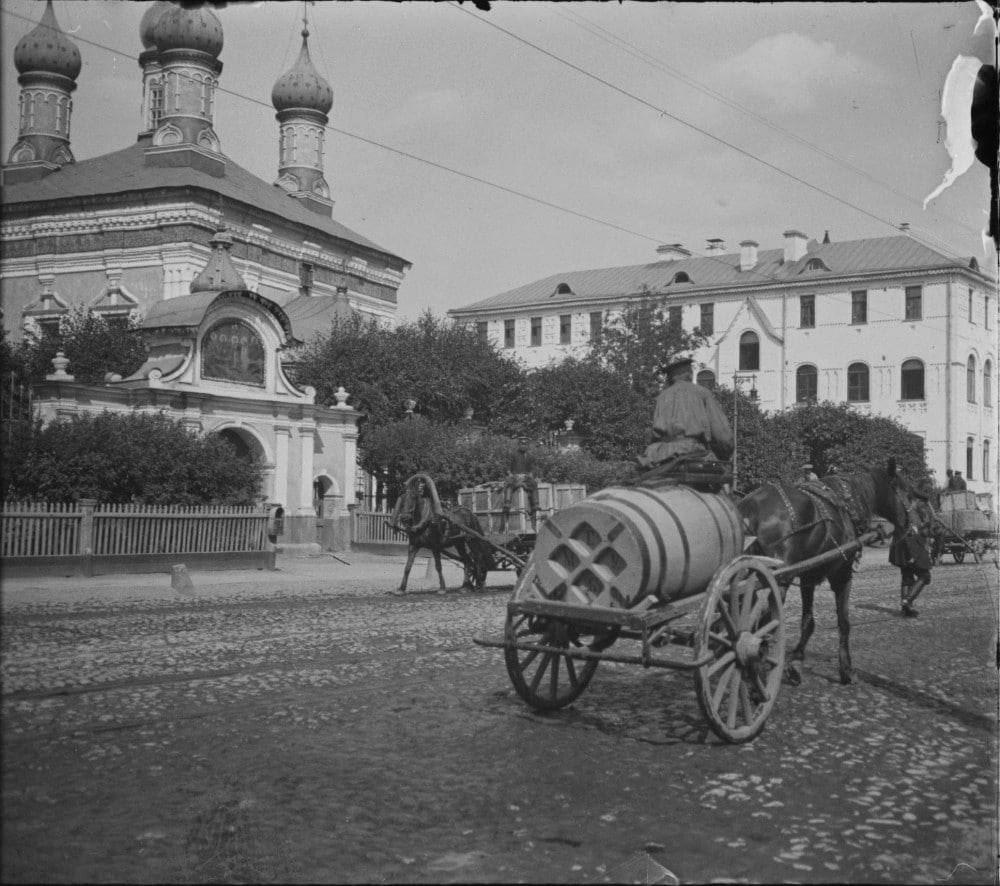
xmin=449 ymin=232 xmax=998 ymax=496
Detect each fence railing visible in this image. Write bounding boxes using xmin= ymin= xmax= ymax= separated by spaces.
xmin=2 ymin=500 xmax=269 ymax=559
xmin=351 ymin=508 xmax=408 ymax=545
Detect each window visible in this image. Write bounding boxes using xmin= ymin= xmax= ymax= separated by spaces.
xmin=800 ymin=294 xmax=815 ymax=328
xmin=559 ymin=314 xmax=571 ymax=345
xmin=796 ymin=365 xmax=818 ymax=403
xmin=985 ymin=440 xmax=991 ymax=482
xmin=668 ymin=306 xmax=682 ymax=331
xmin=673 ymin=272 xmax=691 ymax=284
xmin=530 ymin=316 xmax=542 ymax=347
xmin=967 ymin=355 xmax=977 ymax=403
xmin=36 ymin=318 xmax=61 ymax=338
xmin=847 ymin=362 xmax=869 ymax=402
xmin=475 ymin=321 xmax=488 ymax=344
xmin=696 ymin=369 xmax=716 ymax=389
xmin=969 ymin=288 xmax=975 ymax=323
xmin=149 ymin=79 xmax=164 ymax=129
xmin=967 ymin=437 xmax=975 ymax=480
xmin=739 ymin=331 xmax=759 ymax=371
xmin=555 ymin=282 xmax=572 ymax=295
xmin=985 ymin=360 xmax=993 ymax=408
xmin=900 ymin=359 xmax=925 ymax=400
xmin=700 ymin=303 xmax=714 ymax=336
xmin=905 ymin=285 xmax=922 ymax=320
xmin=589 ymin=311 xmax=602 ymax=343
xmin=504 ymin=318 xmax=515 ymax=349
xmin=851 ymin=290 xmax=867 ymax=325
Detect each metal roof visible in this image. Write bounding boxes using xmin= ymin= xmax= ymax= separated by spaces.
xmin=2 ymin=140 xmax=410 ymax=268
xmin=450 ymin=236 xmax=992 ymax=315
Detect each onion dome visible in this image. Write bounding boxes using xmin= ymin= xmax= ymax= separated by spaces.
xmin=271 ymin=28 xmax=332 ymax=114
xmin=190 ymin=228 xmax=246 ymax=293
xmin=153 ymin=3 xmax=223 ymax=58
xmin=139 ymin=0 xmax=171 ymax=50
xmin=14 ymin=0 xmax=82 ymax=79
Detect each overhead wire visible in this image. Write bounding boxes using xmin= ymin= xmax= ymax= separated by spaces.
xmin=0 ymin=3 xmax=992 ymax=339
xmin=550 ymin=3 xmax=984 ymax=245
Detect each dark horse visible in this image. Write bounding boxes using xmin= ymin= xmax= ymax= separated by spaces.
xmin=389 ymin=474 xmax=492 ymax=593
xmin=738 ymin=459 xmax=921 ymax=686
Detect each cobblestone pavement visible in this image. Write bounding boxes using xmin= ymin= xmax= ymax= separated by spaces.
xmin=1 ymin=550 xmax=997 ymax=884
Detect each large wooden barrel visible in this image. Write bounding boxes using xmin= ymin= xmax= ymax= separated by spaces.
xmin=530 ymin=485 xmax=744 ymax=608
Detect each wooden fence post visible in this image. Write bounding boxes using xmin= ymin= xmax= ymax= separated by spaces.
xmin=79 ymin=498 xmax=97 ymax=577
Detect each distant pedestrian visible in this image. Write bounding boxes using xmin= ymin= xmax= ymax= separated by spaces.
xmin=944 ymin=468 xmax=954 ymax=491
xmin=951 ymin=471 xmax=968 ymax=491
xmin=890 ymin=492 xmax=933 ymax=617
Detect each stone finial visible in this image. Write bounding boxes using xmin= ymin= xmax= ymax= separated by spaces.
xmin=333 ymin=386 xmax=350 ymax=409
xmin=46 ymin=350 xmax=74 ymax=381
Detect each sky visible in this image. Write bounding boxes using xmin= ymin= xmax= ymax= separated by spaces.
xmin=1 ymin=0 xmax=996 ymax=320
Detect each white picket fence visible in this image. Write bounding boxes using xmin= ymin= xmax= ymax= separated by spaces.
xmin=2 ymin=500 xmax=269 ymax=558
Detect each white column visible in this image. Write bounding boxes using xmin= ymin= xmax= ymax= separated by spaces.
xmin=297 ymin=424 xmax=316 ymax=516
xmin=274 ymin=425 xmax=290 ymax=507
xmin=343 ymin=431 xmax=357 ymax=507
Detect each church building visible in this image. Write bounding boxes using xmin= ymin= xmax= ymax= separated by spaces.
xmin=1 ymin=2 xmax=412 ymax=550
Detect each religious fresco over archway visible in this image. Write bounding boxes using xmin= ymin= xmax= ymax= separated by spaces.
xmin=201 ymin=319 xmax=265 ymax=386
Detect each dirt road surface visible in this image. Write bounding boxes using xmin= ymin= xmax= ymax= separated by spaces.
xmin=2 ymin=549 xmax=997 ymax=883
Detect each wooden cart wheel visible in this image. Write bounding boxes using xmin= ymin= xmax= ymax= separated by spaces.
xmin=693 ymin=556 xmax=785 ymax=743
xmin=503 ymin=612 xmax=614 ymax=711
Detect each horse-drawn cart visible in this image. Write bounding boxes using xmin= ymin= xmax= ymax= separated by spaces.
xmin=474 ymin=478 xmax=880 ymax=743
xmin=930 ymin=491 xmax=999 ymax=564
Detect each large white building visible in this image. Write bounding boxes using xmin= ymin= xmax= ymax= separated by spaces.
xmin=450 ymin=231 xmax=998 ymax=495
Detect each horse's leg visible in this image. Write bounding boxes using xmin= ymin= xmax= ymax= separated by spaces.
xmin=787 ymin=582 xmax=816 ymax=686
xmin=456 ymin=540 xmax=473 ymax=590
xmin=831 ymin=568 xmax=854 ymax=684
xmin=399 ymin=543 xmax=419 ymax=592
xmin=433 ymin=547 xmax=447 ymax=590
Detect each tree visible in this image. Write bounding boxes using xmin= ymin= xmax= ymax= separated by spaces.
xmin=2 ymin=412 xmax=263 ymax=505
xmin=293 ymin=311 xmax=523 ymax=430
xmin=16 ymin=307 xmax=147 ymax=384
xmin=588 ymin=292 xmax=707 ymax=399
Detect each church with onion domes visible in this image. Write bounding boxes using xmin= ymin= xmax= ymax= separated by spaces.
xmin=1 ymin=1 xmax=405 ymax=553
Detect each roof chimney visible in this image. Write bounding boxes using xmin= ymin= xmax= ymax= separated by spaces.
xmin=655 ymin=243 xmax=691 ymax=260
xmin=706 ymin=237 xmax=725 ymax=253
xmin=783 ymin=229 xmax=808 ymax=263
xmin=739 ymin=239 xmax=759 ymax=271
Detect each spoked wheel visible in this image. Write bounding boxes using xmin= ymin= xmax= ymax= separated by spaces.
xmin=503 ymin=612 xmax=617 ymax=711
xmin=694 ymin=557 xmax=785 ymax=743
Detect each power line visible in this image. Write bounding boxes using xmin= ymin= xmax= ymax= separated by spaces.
xmin=550 ymin=4 xmax=984 ymax=244
xmin=448 ymin=2 xmax=988 ymax=271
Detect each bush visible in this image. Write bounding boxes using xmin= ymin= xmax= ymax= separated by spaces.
xmin=3 ymin=411 xmax=263 ymax=505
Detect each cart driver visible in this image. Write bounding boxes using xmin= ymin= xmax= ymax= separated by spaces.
xmin=502 ymin=437 xmax=538 ymax=530
xmin=890 ymin=490 xmax=933 ymax=617
xmin=637 ymin=357 xmax=734 ymax=470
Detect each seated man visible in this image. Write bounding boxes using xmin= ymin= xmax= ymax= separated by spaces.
xmin=502 ymin=437 xmax=538 ymax=530
xmin=637 ymin=357 xmax=734 ymax=471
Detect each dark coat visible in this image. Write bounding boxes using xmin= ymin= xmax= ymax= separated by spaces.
xmin=889 ymin=529 xmax=932 ymax=571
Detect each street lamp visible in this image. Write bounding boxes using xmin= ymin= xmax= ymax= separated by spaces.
xmin=732 ymin=372 xmax=758 ymax=491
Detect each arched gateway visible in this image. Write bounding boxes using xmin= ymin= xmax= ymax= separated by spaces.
xmin=32 ymin=230 xmax=361 ymax=554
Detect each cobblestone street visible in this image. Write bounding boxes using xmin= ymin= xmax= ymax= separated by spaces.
xmin=2 ymin=549 xmax=997 ymax=884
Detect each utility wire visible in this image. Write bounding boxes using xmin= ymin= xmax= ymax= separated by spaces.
xmin=551 ymin=4 xmax=984 ymax=244
xmin=448 ymin=2 xmax=989 ymax=271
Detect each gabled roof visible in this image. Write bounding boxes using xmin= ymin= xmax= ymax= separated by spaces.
xmin=1 ymin=140 xmax=410 ymax=268
xmin=450 ymin=236 xmax=992 ymax=315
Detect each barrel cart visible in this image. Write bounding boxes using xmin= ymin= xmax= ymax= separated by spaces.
xmin=930 ymin=491 xmax=998 ymax=564
xmin=474 ymin=477 xmax=878 ymax=743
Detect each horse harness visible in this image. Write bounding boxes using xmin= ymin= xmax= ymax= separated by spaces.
xmin=768 ymin=480 xmax=864 ymax=570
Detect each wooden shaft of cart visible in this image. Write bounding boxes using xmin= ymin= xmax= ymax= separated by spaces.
xmin=438 ymin=515 xmax=527 ymax=569
xmin=770 ymin=530 xmax=879 ymax=583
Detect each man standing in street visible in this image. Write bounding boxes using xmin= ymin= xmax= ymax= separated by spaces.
xmin=890 ymin=492 xmax=934 ymax=617
xmin=502 ymin=437 xmax=538 ymax=531
xmin=637 ymin=357 xmax=734 ymax=470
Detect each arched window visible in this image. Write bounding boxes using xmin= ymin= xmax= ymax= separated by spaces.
xmin=901 ymin=359 xmax=925 ymax=400
xmin=555 ymin=282 xmax=572 ymax=295
xmin=796 ymin=365 xmax=818 ymax=403
xmin=673 ymin=272 xmax=691 ymax=284
xmin=847 ymin=362 xmax=869 ymax=402
xmin=967 ymin=437 xmax=975 ymax=480
xmin=696 ymin=369 xmax=716 ymax=390
xmin=739 ymin=331 xmax=759 ymax=370
xmin=984 ymin=440 xmax=991 ymax=483
xmin=985 ymin=360 xmax=992 ymax=408
xmin=201 ymin=319 xmax=266 ymax=386
xmin=967 ymin=355 xmax=977 ymax=403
